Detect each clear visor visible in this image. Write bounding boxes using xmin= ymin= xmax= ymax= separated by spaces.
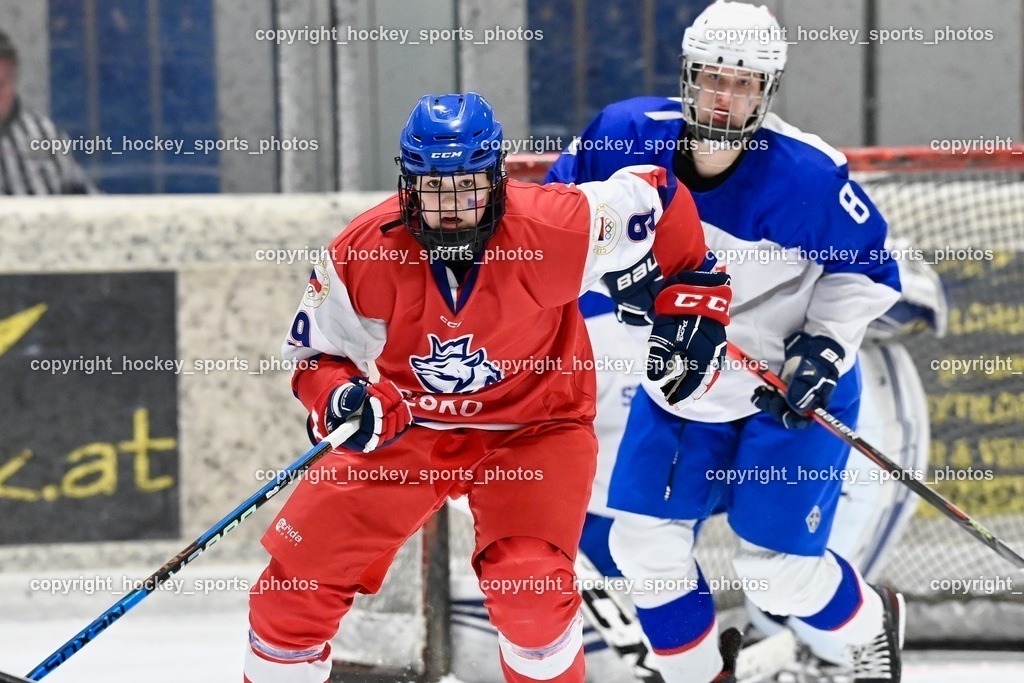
xmin=681 ymin=60 xmax=779 ymax=143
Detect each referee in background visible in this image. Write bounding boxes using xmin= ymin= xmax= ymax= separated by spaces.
xmin=0 ymin=30 xmax=96 ymax=194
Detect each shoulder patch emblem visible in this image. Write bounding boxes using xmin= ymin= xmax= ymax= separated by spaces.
xmin=593 ymin=203 xmax=622 ymax=255
xmin=303 ymin=257 xmax=331 ymax=308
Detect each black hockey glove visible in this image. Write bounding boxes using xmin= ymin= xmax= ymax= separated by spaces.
xmin=646 ymin=270 xmax=731 ymax=406
xmin=600 ymin=251 xmax=663 ymax=326
xmin=751 ymin=386 xmax=813 ymax=429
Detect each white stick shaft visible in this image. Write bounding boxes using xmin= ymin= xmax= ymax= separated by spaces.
xmin=325 ymin=420 xmax=360 ymax=449
xmin=325 ymin=359 xmax=380 ymax=449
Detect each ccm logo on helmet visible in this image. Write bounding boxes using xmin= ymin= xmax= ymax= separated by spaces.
xmin=673 ymin=292 xmax=729 ymax=313
xmin=430 ymin=151 xmax=464 ymax=159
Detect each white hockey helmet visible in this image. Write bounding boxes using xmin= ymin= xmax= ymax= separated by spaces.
xmin=681 ymin=1 xmax=788 ymax=142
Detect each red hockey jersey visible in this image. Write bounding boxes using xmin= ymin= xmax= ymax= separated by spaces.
xmin=283 ymin=166 xmax=708 ymax=429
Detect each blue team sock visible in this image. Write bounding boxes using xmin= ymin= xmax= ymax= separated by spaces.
xmin=635 ymin=567 xmax=716 ymax=654
xmin=796 ymin=551 xmax=864 ymax=631
xmin=579 ymin=513 xmax=624 ymax=578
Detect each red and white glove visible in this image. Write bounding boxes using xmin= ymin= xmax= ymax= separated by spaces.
xmin=310 ymin=377 xmax=413 ymax=452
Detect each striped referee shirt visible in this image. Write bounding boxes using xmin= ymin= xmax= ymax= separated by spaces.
xmin=0 ymin=100 xmax=96 ymax=194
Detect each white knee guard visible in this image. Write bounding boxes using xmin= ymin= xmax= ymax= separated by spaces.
xmin=732 ymin=540 xmax=843 ymax=618
xmin=734 ymin=540 xmax=883 ymax=650
xmin=608 ymin=512 xmax=699 ymax=609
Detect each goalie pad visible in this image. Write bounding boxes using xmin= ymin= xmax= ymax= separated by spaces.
xmin=827 ymin=340 xmax=929 ymax=580
xmin=867 ymin=239 xmax=948 ymax=341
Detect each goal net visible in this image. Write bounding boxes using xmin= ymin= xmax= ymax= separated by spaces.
xmin=830 ymin=148 xmax=1024 ymax=647
xmin=330 ymin=147 xmax=1024 ymax=679
xmin=671 ymin=147 xmax=1024 ymax=648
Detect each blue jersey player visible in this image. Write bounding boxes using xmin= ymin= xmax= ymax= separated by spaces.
xmin=548 ymin=3 xmax=904 ymax=682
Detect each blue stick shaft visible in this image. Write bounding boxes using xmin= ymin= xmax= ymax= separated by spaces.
xmin=25 ymin=433 xmax=344 ymax=680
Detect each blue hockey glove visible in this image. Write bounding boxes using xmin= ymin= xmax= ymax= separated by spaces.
xmin=600 ymin=251 xmax=663 ymax=326
xmin=780 ymin=332 xmax=845 ymax=412
xmin=646 ymin=271 xmax=731 ymax=406
xmin=751 ymin=385 xmax=813 ymax=429
xmin=309 ymin=377 xmax=413 ymax=452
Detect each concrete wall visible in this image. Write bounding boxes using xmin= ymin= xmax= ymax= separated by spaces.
xmin=876 ymin=0 xmax=1022 ymax=145
xmin=458 ymin=0 xmax=530 ymax=150
xmin=335 ymin=0 xmax=460 ymax=191
xmin=215 ymin=0 xmax=279 ymax=193
xmin=228 ymin=0 xmax=529 ymax=192
xmin=767 ymin=0 xmax=867 ymax=145
xmin=764 ymin=0 xmax=1022 ymax=146
xmin=0 ymin=192 xmax=386 ymax=574
xmin=275 ymin=0 xmax=338 ymax=192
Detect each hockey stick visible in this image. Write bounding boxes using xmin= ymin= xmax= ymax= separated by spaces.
xmin=23 ymin=420 xmax=359 ymax=680
xmin=728 ymin=341 xmax=1024 ymax=571
xmin=574 ymin=553 xmax=665 ymax=682
xmin=0 ymin=671 xmax=34 ymax=683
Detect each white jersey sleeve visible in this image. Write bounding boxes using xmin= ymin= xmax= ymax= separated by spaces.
xmin=281 ymin=254 xmax=386 ymax=374
xmin=804 ymin=273 xmax=901 ymax=373
xmin=575 ymin=165 xmax=711 ymax=295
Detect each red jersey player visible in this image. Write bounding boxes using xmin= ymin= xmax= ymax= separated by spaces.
xmin=243 ymin=92 xmax=731 ymax=683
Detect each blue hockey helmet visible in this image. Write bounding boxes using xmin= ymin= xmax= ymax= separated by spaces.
xmin=397 ymin=93 xmax=507 ymax=261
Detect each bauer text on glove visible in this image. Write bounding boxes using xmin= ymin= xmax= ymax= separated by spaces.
xmin=780 ymin=332 xmax=844 ymax=413
xmin=600 ymin=250 xmax=663 ymax=326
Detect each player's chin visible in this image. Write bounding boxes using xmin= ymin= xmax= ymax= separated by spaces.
xmin=702 ymin=115 xmax=739 ymax=130
xmin=698 ymin=109 xmax=744 ymax=129
xmin=440 ymin=218 xmax=479 ymax=231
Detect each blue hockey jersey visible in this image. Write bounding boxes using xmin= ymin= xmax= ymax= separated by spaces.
xmin=551 ymin=97 xmax=901 ymax=422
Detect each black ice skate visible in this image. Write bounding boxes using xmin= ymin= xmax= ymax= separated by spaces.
xmin=713 ymin=627 xmax=743 ymax=683
xmin=849 ymin=586 xmax=905 ymax=683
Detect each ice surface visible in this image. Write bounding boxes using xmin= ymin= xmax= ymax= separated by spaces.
xmin=4 ymin=619 xmax=1023 ymax=683
xmin=0 ymin=612 xmax=248 ymax=682
xmin=1 ymin=583 xmax=1021 ymax=683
